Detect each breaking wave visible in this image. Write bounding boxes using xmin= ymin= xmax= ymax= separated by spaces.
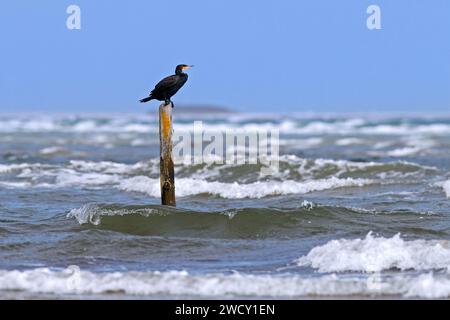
xmin=443 ymin=180 xmax=450 ymax=198
xmin=1 ymin=267 xmax=450 ymax=298
xmin=66 ymin=202 xmax=322 ymax=237
xmin=297 ymin=232 xmax=450 ymax=273
xmin=0 ymin=156 xmax=436 ymax=198
xmin=118 ymin=176 xmax=372 ymax=199
xmin=66 ymin=203 xmax=436 ymax=238
xmin=2 ymin=114 xmax=450 ymax=135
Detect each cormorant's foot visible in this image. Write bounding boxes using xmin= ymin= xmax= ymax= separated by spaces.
xmin=164 ymin=99 xmax=170 ymax=106
xmin=171 ymin=102 xmax=175 ymax=108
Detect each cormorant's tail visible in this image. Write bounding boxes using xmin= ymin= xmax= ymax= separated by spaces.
xmin=139 ymin=96 xmax=153 ymax=103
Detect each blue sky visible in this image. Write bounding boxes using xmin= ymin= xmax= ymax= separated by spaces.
xmin=1 ymin=0 xmax=449 ymax=113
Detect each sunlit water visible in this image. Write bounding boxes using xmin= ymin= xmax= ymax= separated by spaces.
xmin=1 ymin=112 xmax=450 ymax=299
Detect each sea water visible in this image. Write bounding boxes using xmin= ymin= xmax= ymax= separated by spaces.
xmin=1 ymin=112 xmax=450 ymax=299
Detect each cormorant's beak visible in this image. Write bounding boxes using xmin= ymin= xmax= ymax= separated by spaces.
xmin=182 ymin=65 xmax=194 ymax=70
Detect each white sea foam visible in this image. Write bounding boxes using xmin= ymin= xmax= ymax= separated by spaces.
xmin=371 ymin=138 xmax=436 ymax=157
xmin=55 ymin=171 xmax=122 ymax=187
xmin=0 ymin=117 xmax=155 ymax=133
xmin=296 ymin=232 xmax=450 ymax=273
xmin=0 ymin=157 xmax=434 ymax=197
xmin=372 ymin=141 xmax=395 ymax=149
xmin=0 ymin=181 xmax=33 ymax=188
xmin=68 ymin=160 xmax=151 ymax=174
xmin=119 ymin=176 xmax=372 ymax=199
xmin=279 ymin=155 xmax=433 ymax=170
xmin=67 ymin=205 xmax=108 ymax=225
xmin=280 ymin=138 xmax=324 ymax=149
xmin=335 ymin=138 xmax=365 ymax=146
xmin=0 ymin=163 xmax=41 ymax=173
xmin=404 ymin=273 xmax=450 ymax=298
xmin=359 ymin=124 xmax=450 ymax=135
xmin=0 ymin=161 xmax=157 ymax=190
xmin=39 ymin=146 xmax=67 ymax=155
xmin=2 ymin=115 xmax=450 ymax=135
xmin=385 ymin=147 xmax=422 ymax=157
xmin=0 ymin=156 xmax=434 ymax=178
xmin=443 ymin=180 xmax=450 ymax=198
xmin=1 ymin=267 xmax=450 ymax=298
xmin=280 ymin=155 xmax=435 ymax=180
xmin=67 ymin=204 xmax=158 ymax=225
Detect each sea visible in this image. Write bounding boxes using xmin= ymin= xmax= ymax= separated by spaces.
xmin=1 ymin=111 xmax=450 ymax=299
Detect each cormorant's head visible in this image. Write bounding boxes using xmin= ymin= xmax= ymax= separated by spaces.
xmin=175 ymin=64 xmax=193 ymax=74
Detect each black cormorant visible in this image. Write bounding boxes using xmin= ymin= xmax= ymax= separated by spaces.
xmin=140 ymin=64 xmax=193 ymax=106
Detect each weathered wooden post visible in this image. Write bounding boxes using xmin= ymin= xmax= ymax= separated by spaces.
xmin=159 ymin=102 xmax=176 ymax=206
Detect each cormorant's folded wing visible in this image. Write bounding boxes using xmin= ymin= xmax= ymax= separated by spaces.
xmin=154 ymin=75 xmax=179 ymax=91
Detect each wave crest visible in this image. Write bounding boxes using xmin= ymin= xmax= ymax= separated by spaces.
xmin=2 ymin=267 xmax=450 ymax=298
xmin=297 ymin=232 xmax=450 ymax=273
xmin=119 ymin=176 xmax=372 ymax=199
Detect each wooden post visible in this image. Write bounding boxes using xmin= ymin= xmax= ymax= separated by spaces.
xmin=159 ymin=102 xmax=176 ymax=206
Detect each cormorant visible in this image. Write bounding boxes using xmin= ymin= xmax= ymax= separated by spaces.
xmin=140 ymin=64 xmax=193 ymax=107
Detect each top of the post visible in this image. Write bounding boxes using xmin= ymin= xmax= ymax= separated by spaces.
xmin=159 ymin=102 xmax=173 ymax=112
